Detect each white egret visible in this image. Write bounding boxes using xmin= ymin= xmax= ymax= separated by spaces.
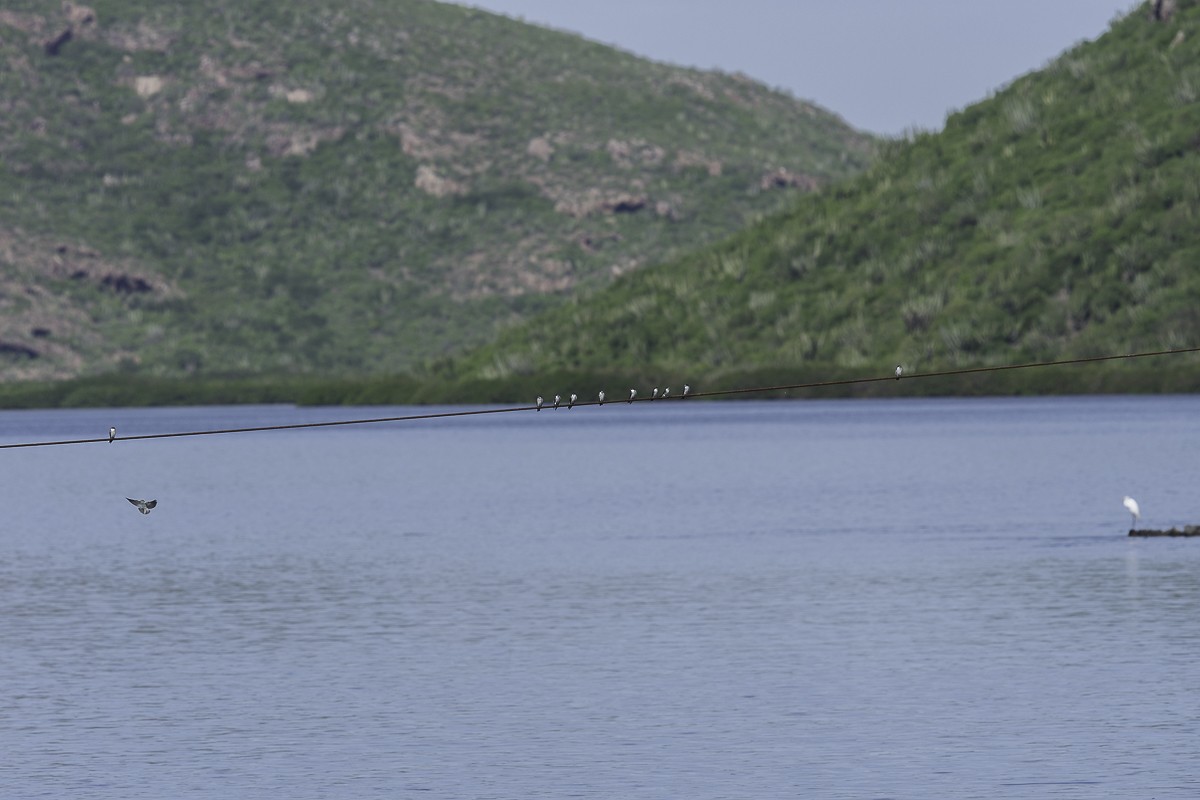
xmin=1123 ymin=496 xmax=1140 ymax=529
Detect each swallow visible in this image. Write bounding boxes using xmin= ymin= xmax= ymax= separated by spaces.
xmin=568 ymin=393 xmax=577 ymax=409
xmin=652 ymin=388 xmax=659 ymax=400
xmin=628 ymin=389 xmax=636 ymax=404
xmin=895 ymin=365 xmax=903 ymax=379
xmin=108 ymin=426 xmax=116 ymax=443
xmin=553 ymin=395 xmax=561 ymax=409
xmin=682 ymin=385 xmax=690 ymax=398
xmin=598 ymin=390 xmax=606 ymax=406
xmin=536 ymin=396 xmax=544 ymax=411
xmin=127 ymin=498 xmax=157 ymax=515
xmin=662 ymin=387 xmax=670 ymax=399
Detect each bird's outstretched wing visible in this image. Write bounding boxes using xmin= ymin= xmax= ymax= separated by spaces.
xmin=145 ymin=500 xmax=157 ymax=509
xmin=127 ymin=497 xmax=140 ymax=507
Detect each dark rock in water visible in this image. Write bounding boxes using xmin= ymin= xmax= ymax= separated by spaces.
xmin=1129 ymin=525 xmax=1200 ymax=537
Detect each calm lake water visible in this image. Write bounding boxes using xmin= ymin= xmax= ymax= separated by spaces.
xmin=1 ymin=396 xmax=1197 ymax=798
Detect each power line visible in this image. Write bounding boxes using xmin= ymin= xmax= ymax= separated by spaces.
xmin=1 ymin=345 xmax=1197 ymax=451
xmin=710 ymin=345 xmax=1200 ymax=398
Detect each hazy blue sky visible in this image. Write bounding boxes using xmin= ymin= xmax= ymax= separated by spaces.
xmin=448 ymin=0 xmax=1138 ymax=135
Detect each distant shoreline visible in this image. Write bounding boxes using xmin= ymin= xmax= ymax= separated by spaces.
xmin=1 ymin=362 xmax=1197 ymax=409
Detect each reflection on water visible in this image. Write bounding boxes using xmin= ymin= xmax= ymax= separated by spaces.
xmin=1 ymin=397 xmax=1198 ymax=798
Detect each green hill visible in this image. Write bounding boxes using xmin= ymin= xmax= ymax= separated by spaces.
xmin=0 ymin=0 xmax=872 ymax=383
xmin=447 ymin=2 xmax=1200 ymax=396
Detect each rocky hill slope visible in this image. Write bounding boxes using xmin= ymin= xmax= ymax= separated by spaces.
xmin=449 ymin=2 xmax=1200 ymax=392
xmin=0 ymin=0 xmax=872 ymax=381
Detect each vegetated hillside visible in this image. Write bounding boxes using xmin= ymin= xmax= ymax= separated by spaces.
xmin=0 ymin=0 xmax=873 ymax=382
xmin=451 ymin=3 xmax=1200 ymax=393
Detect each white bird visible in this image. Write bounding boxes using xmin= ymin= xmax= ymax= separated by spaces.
xmin=535 ymin=396 xmax=543 ymax=411
xmin=108 ymin=426 xmax=116 ymax=443
xmin=628 ymin=389 xmax=636 ymax=404
xmin=127 ymin=498 xmax=157 ymax=515
xmin=553 ymin=395 xmax=561 ymax=410
xmin=652 ymin=388 xmax=659 ymax=400
xmin=895 ymin=365 xmax=903 ymax=379
xmin=683 ymin=384 xmax=691 ymax=398
xmin=1123 ymin=496 xmax=1140 ymax=529
xmin=598 ymin=390 xmax=605 ymax=406
xmin=568 ymin=393 xmax=577 ymax=409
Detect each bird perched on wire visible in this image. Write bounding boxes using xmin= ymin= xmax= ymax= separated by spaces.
xmin=683 ymin=385 xmax=691 ymax=398
xmin=662 ymin=387 xmax=670 ymax=399
xmin=598 ymin=390 xmax=606 ymax=406
xmin=536 ymin=396 xmax=544 ymax=411
xmin=108 ymin=426 xmax=116 ymax=443
xmin=553 ymin=395 xmax=561 ymax=410
xmin=895 ymin=365 xmax=903 ymax=379
xmin=1123 ymin=496 xmax=1140 ymax=529
xmin=127 ymin=498 xmax=157 ymax=515
xmin=568 ymin=393 xmax=577 ymax=409
xmin=628 ymin=389 xmax=636 ymax=404
xmin=652 ymin=388 xmax=659 ymax=400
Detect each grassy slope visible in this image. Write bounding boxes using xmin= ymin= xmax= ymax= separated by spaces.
xmin=448 ymin=3 xmax=1200 ymax=395
xmin=0 ymin=0 xmax=871 ymax=382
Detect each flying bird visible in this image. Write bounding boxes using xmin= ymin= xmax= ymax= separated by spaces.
xmin=127 ymin=498 xmax=157 ymax=515
xmin=553 ymin=395 xmax=561 ymax=410
xmin=1123 ymin=496 xmax=1140 ymax=529
xmin=568 ymin=393 xmax=577 ymax=409
xmin=628 ymin=389 xmax=636 ymax=404
xmin=536 ymin=396 xmax=543 ymax=411
xmin=895 ymin=365 xmax=903 ymax=379
xmin=598 ymin=390 xmax=606 ymax=406
xmin=108 ymin=426 xmax=116 ymax=443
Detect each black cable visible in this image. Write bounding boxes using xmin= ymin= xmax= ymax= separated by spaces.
xmin=1 ymin=345 xmax=1196 ymax=450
